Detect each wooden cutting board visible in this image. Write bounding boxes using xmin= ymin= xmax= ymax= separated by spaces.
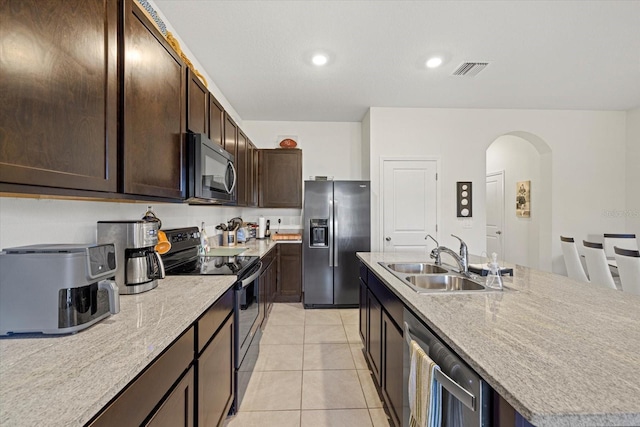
xmin=271 ymin=233 xmax=302 ymax=241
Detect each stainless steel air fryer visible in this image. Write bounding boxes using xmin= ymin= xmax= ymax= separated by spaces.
xmin=97 ymin=221 xmax=165 ymax=294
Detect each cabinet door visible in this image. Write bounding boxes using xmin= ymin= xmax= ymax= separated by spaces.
xmin=122 ymin=0 xmax=185 ymax=199
xmin=0 ymin=0 xmax=117 ymax=193
xmin=198 ymin=314 xmax=234 ymax=427
xmin=258 ymin=149 xmax=302 ymax=208
xmin=246 ymin=141 xmax=258 ymax=207
xmin=187 ymin=69 xmax=208 ymax=135
xmin=268 ymin=254 xmax=278 ymax=313
xmin=259 ymin=267 xmax=268 ymax=329
xmin=236 ymin=130 xmax=248 ymax=206
xmin=359 ymin=279 xmax=367 ymax=344
xmin=146 ymin=367 xmax=194 ymax=427
xmin=367 ymin=292 xmax=382 ymax=386
xmin=382 ymin=311 xmax=403 ymax=427
xmin=276 ymin=243 xmax=302 ymax=302
xmin=209 ymin=95 xmax=224 ymax=147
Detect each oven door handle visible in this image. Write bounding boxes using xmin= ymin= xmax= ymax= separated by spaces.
xmin=240 ymin=262 xmax=262 ymax=288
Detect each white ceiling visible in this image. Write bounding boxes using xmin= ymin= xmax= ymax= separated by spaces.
xmin=154 ymin=0 xmax=640 ymax=122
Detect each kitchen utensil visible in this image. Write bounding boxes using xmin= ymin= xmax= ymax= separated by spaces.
xmin=155 ymin=230 xmax=171 ymax=254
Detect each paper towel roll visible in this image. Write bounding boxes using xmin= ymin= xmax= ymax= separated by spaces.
xmin=258 ymin=217 xmax=266 ymax=239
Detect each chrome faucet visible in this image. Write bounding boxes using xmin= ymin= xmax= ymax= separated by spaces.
xmin=430 ymin=234 xmax=471 ymax=277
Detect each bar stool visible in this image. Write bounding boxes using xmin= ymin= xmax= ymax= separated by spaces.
xmin=603 ymin=233 xmax=638 ymax=259
xmin=560 ymin=236 xmax=589 ymax=282
xmin=582 ymin=241 xmax=617 ymax=290
xmin=614 ymin=247 xmax=640 ymax=296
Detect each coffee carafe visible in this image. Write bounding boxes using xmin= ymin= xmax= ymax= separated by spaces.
xmin=97 ymin=220 xmax=165 ymax=294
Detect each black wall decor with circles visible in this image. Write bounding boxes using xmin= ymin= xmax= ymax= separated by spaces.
xmin=457 ymin=182 xmax=472 ymax=217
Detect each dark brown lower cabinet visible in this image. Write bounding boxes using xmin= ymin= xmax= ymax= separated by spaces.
xmin=88 ymin=327 xmax=195 ymax=427
xmin=275 ymin=243 xmax=302 ymax=302
xmin=382 ymin=311 xmax=403 ymax=427
xmin=360 ymin=262 xmax=404 ymax=427
xmin=146 ymin=367 xmax=194 ymax=427
xmin=367 ymin=290 xmax=382 ymax=386
xmin=197 ymin=314 xmax=234 ymax=427
xmin=259 ymin=246 xmax=277 ymax=327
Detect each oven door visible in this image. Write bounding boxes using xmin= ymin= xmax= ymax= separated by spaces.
xmin=235 ymin=262 xmax=262 ymax=368
xmin=187 ymin=133 xmax=236 ymax=203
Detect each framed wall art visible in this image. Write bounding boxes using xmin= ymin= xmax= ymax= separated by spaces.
xmin=516 ymin=180 xmax=531 ymax=218
xmin=456 ymin=182 xmax=472 ymax=217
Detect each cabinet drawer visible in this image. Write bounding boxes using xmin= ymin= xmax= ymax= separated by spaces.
xmin=359 ymin=262 xmax=368 ymax=284
xmin=197 ymin=287 xmax=234 ymax=354
xmin=367 ymin=271 xmax=403 ymax=330
xmin=89 ymin=326 xmax=195 ymax=426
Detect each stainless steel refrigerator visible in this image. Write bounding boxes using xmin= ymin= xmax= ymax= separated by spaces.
xmin=303 ymin=180 xmax=371 ymax=307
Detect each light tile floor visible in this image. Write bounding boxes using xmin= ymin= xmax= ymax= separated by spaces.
xmin=225 ymin=303 xmax=392 ymax=427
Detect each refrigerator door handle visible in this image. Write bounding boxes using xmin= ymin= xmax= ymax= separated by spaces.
xmin=328 ymin=195 xmax=334 ymax=267
xmin=334 ymin=200 xmax=339 ymax=267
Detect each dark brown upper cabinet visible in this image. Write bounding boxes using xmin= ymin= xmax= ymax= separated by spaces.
xmin=0 ymin=0 xmax=118 ymax=193
xmin=208 ymin=94 xmax=224 ymax=147
xmin=236 ymin=130 xmax=248 ymax=206
xmin=121 ymin=0 xmax=186 ymax=199
xmin=247 ymin=141 xmax=259 ymax=207
xmin=258 ymin=149 xmax=302 ymax=208
xmin=186 ymin=68 xmax=208 ymax=135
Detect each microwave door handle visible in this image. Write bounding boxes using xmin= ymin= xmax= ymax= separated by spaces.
xmin=404 ymin=322 xmax=476 ymax=411
xmin=225 ymin=162 xmax=237 ymax=194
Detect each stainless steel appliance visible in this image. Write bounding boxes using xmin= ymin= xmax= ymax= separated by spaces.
xmin=0 ymin=244 xmax=120 ymax=335
xmin=403 ymin=308 xmax=491 ymax=427
xmin=97 ymin=220 xmax=165 ymax=295
xmin=303 ymin=180 xmax=371 ymax=307
xmin=187 ymin=133 xmax=237 ymax=204
xmin=160 ymin=227 xmax=261 ymax=413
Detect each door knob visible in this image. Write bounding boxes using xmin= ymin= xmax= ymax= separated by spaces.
xmin=385 ymin=237 xmax=391 ymax=241
xmin=496 ymin=231 xmax=502 ymax=235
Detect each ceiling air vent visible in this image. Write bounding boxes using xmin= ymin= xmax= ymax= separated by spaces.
xmin=452 ymin=62 xmax=489 ymax=76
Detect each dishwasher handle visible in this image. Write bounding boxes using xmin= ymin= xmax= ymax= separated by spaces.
xmin=404 ymin=321 xmax=476 ymax=411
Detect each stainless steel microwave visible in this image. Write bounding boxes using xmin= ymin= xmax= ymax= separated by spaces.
xmin=187 ymin=133 xmax=236 ymax=204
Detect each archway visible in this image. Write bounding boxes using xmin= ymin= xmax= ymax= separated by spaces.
xmin=485 ymin=132 xmax=552 ymax=271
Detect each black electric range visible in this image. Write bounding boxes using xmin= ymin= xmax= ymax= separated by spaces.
xmin=161 ymin=227 xmax=259 ymax=277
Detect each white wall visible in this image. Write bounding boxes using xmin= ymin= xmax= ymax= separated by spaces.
xmin=626 ymin=108 xmax=640 ymax=238
xmin=242 ymin=121 xmax=363 ymax=181
xmin=0 ymin=197 xmax=242 ymax=249
xmin=486 ymin=135 xmax=541 ymax=268
xmin=361 ymin=111 xmax=371 ymax=180
xmin=368 ymin=108 xmax=628 ymax=274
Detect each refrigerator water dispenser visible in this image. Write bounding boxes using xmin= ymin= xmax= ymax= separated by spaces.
xmin=309 ymin=219 xmax=329 ymax=247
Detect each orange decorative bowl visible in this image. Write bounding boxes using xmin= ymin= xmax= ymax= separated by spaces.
xmin=279 ymin=138 xmax=297 ymax=149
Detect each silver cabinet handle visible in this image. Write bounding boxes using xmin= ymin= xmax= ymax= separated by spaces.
xmin=385 ymin=237 xmax=391 ymax=242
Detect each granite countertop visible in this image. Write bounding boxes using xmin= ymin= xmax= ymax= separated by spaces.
xmin=0 ymin=275 xmax=236 ymax=427
xmin=357 ymin=252 xmax=640 ymax=427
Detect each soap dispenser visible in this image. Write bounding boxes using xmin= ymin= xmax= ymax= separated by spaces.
xmin=486 ymin=252 xmax=503 ymax=290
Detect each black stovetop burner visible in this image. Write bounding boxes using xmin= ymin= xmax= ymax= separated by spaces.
xmin=161 ymin=227 xmax=259 ymax=277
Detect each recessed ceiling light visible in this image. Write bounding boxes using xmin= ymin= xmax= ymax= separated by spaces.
xmin=426 ymin=57 xmax=443 ymax=69
xmin=312 ymin=54 xmax=328 ymax=66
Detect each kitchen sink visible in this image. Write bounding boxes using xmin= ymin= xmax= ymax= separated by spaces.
xmin=378 ymin=261 xmax=494 ymax=293
xmin=383 ymin=262 xmax=449 ymax=274
xmin=404 ymin=274 xmax=487 ymax=292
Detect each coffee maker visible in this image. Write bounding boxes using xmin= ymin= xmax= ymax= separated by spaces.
xmin=97 ymin=220 xmax=165 ymax=294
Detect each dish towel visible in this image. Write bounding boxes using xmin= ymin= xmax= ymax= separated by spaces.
xmin=409 ymin=339 xmax=442 ymax=427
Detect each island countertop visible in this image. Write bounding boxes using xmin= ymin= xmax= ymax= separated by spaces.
xmin=357 ymin=252 xmax=640 ymax=427
xmin=0 ymin=275 xmax=237 ymax=427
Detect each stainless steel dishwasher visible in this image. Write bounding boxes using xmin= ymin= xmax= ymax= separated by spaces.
xmin=403 ymin=308 xmax=491 ymax=427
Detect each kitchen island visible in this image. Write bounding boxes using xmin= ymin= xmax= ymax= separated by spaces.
xmin=358 ymin=252 xmax=640 ymax=427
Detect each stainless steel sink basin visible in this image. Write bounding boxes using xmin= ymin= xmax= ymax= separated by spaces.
xmin=404 ymin=274 xmax=486 ymax=292
xmin=384 ymin=262 xmax=449 ymax=274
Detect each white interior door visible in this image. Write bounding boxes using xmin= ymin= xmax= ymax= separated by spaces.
xmin=382 ymin=160 xmax=438 ymax=252
xmin=486 ymin=171 xmax=504 ymax=261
